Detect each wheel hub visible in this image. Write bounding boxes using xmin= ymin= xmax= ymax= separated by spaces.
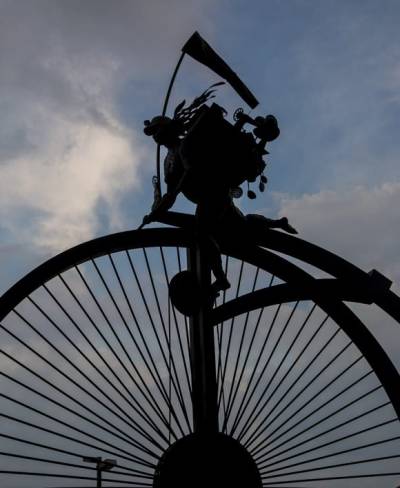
xmin=153 ymin=433 xmax=262 ymax=488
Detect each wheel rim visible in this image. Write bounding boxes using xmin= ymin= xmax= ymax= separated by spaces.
xmin=1 ymin=227 xmax=400 ymax=487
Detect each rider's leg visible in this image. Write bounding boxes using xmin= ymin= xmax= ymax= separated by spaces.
xmin=197 ymin=233 xmax=230 ymax=292
xmin=246 ymin=214 xmax=298 ymax=234
xmin=195 ymin=197 xmax=231 ymax=292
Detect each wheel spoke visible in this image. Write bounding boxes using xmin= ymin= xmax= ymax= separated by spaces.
xmin=1 ymin=228 xmax=399 ymax=487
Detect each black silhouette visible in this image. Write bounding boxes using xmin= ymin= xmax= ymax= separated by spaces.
xmin=141 ymin=87 xmax=297 ymax=293
xmin=1 ymin=30 xmax=400 ymax=488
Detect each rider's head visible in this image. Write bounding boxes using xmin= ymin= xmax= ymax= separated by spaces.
xmin=253 ymin=114 xmax=280 ymax=142
xmin=144 ymin=116 xmax=182 ymax=148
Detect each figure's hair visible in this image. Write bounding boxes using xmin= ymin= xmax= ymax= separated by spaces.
xmin=173 ymin=82 xmax=225 ymax=130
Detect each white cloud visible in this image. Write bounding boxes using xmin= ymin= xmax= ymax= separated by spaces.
xmin=0 ymin=0 xmax=220 ymax=254
xmin=275 ymin=182 xmax=400 ymax=288
xmin=0 ymin=105 xmax=142 ymax=251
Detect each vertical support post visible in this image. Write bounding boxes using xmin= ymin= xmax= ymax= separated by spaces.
xmin=96 ymin=462 xmax=102 ymax=488
xmin=188 ymin=244 xmax=219 ymax=434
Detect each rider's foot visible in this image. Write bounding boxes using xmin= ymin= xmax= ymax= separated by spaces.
xmin=279 ymin=217 xmax=298 ymax=234
xmin=212 ymin=277 xmax=231 ymax=294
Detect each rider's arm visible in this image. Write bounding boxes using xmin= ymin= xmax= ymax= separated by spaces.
xmin=234 ymin=112 xmax=254 ymax=131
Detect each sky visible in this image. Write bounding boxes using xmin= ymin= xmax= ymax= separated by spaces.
xmin=0 ymin=0 xmax=400 ymax=294
xmin=1 ymin=2 xmax=400 ymax=486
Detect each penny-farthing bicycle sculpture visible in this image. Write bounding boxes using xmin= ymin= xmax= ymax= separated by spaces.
xmin=1 ymin=32 xmax=400 ymax=488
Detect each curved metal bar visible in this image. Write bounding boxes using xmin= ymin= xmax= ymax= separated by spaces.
xmin=156 ymin=211 xmax=400 ymax=322
xmin=0 ymin=225 xmax=399 ymax=421
xmin=156 ymin=51 xmax=186 ymax=195
xmin=159 ymin=210 xmax=400 ymax=337
xmin=0 ymin=228 xmax=192 ymax=320
xmin=251 ymin=227 xmax=400 ymax=325
xmin=161 ymin=53 xmax=186 ymax=118
xmin=212 ymin=278 xmax=373 ymax=324
xmin=216 ymin=242 xmax=400 ymax=420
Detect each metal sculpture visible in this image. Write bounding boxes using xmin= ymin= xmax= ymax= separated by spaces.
xmin=141 ymin=31 xmax=297 ymax=296
xmin=139 ymin=36 xmax=302 ymax=485
xmin=1 ymin=227 xmax=400 ymax=487
xmin=1 ymin=31 xmax=400 ymax=488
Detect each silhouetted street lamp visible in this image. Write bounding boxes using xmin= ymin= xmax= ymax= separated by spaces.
xmin=82 ymin=456 xmax=117 ymax=488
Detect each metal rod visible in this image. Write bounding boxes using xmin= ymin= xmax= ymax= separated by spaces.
xmin=216 ymin=254 xmax=230 ymax=427
xmin=0 ymin=393 xmax=158 ymax=465
xmin=261 ymin=453 xmax=400 ymax=478
xmin=249 ymin=347 xmax=362 ymax=454
xmin=27 ymin=291 xmax=166 ymax=445
xmin=156 ymin=51 xmax=186 ymax=195
xmin=125 ymin=250 xmax=186 ymax=437
xmin=217 ymin=259 xmax=244 ymax=411
xmin=261 ymin=454 xmax=400 ymax=479
xmin=0 ymin=376 xmax=159 ymax=457
xmin=106 ymin=253 xmax=179 ymax=439
xmin=243 ymin=313 xmax=330 ymax=439
xmin=159 ymin=247 xmax=193 ymax=410
xmin=58 ymin=272 xmax=166 ymax=419
xmin=254 ymin=384 xmax=384 ymax=463
xmin=256 ymin=405 xmax=394 ymax=466
xmin=237 ymin=301 xmax=300 ymax=443
xmin=260 ymin=471 xmax=400 ymax=484
xmin=142 ymin=249 xmax=189 ymax=412
xmin=43 ymin=280 xmax=167 ymax=434
xmin=97 ymin=464 xmax=101 ymax=488
xmin=255 ymin=369 xmax=374 ymax=463
xmin=260 ymin=434 xmax=400 ymax=473
xmin=0 ymin=324 xmax=155 ymax=446
xmin=187 ymin=243 xmax=219 ymax=433
xmin=176 ymin=246 xmax=192 ymax=385
xmin=0 ymin=433 xmax=153 ymax=475
xmin=229 ymin=302 xmax=282 ymax=436
xmin=0 ymin=452 xmax=151 ymax=479
xmin=78 ymin=260 xmax=177 ymax=439
xmin=221 ymin=266 xmax=260 ymax=432
xmin=0 ymin=413 xmax=155 ymax=468
xmin=0 ymin=471 xmax=138 ymax=483
xmin=223 ymin=272 xmax=274 ymax=432
xmin=141 ymin=248 xmax=192 ymax=432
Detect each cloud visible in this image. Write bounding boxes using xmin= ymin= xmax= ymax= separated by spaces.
xmin=0 ymin=0 xmax=221 ymax=253
xmin=254 ymin=1 xmax=400 ymax=196
xmin=275 ymin=182 xmax=400 ymax=288
xmin=0 ymin=106 xmax=142 ymax=251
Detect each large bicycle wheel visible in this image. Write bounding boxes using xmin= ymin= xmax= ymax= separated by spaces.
xmin=1 ymin=225 xmax=400 ymax=487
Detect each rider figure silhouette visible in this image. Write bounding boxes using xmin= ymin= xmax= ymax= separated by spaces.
xmin=142 ymin=91 xmax=297 ymax=293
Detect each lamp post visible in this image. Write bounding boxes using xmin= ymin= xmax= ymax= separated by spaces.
xmin=82 ymin=456 xmax=117 ymax=488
